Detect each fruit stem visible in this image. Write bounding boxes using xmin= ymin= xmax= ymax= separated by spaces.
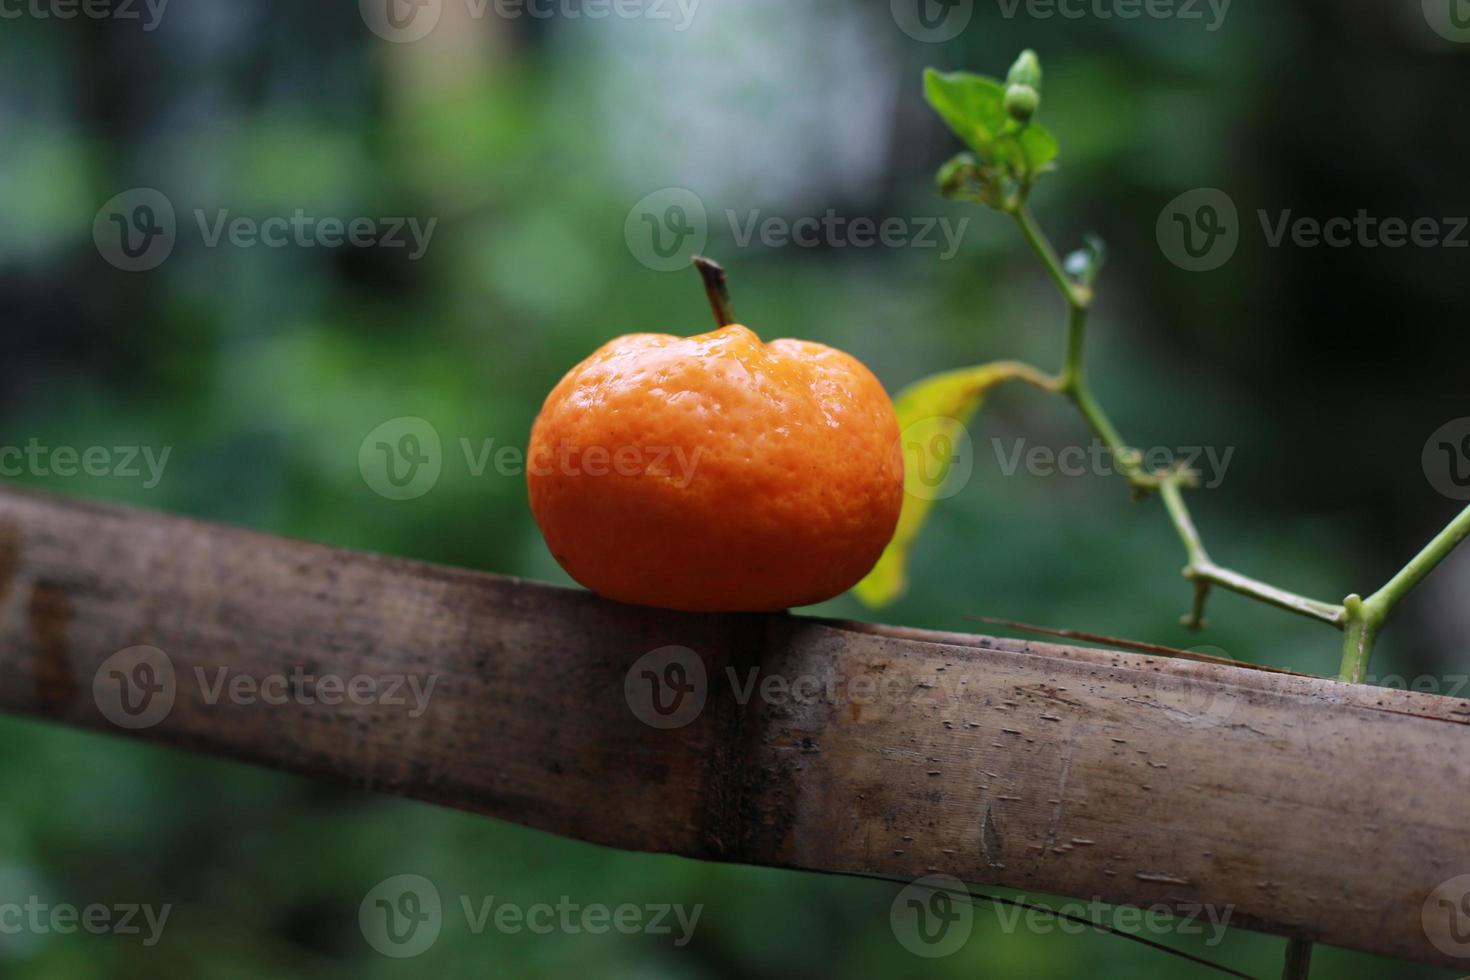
xmin=693 ymin=256 xmax=737 ymax=328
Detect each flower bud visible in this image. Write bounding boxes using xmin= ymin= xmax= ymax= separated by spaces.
xmin=1005 ymin=84 xmax=1039 ymax=123
xmin=1006 ymin=50 xmax=1042 ymax=90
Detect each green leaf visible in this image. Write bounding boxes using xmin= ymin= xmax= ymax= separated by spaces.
xmin=1015 ymin=124 xmax=1059 ymax=172
xmin=855 ymin=361 xmax=1054 ymax=608
xmin=923 ymin=69 xmax=1008 ymax=158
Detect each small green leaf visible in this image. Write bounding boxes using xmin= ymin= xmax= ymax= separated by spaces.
xmin=855 ymin=361 xmax=1054 ymax=607
xmin=923 ymin=69 xmax=1008 ymax=157
xmin=1011 ymin=124 xmax=1058 ymax=174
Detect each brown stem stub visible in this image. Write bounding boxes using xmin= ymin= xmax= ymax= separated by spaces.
xmin=693 ymin=256 xmax=737 ymax=328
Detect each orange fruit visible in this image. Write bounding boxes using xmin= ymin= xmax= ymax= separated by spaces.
xmin=527 ymin=324 xmax=903 ymax=612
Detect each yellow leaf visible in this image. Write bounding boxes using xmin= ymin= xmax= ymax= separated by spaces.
xmin=854 ymin=361 xmax=1053 ymax=607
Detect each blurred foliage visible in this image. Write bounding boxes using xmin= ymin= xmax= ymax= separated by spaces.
xmin=1 ymin=0 xmax=1467 ymax=976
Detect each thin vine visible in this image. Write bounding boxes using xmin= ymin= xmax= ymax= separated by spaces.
xmin=858 ymin=50 xmax=1470 ymax=690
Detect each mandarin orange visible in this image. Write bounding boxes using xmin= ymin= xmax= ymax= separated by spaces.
xmin=527 ymin=316 xmax=902 ymax=612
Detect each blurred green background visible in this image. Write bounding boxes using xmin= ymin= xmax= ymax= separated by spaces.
xmin=2 ymin=0 xmax=1468 ymax=976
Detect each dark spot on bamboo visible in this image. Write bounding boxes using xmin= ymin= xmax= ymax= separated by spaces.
xmin=982 ymin=805 xmax=1005 ymax=868
xmin=29 ymin=581 xmax=76 ymax=710
xmin=0 ymin=520 xmax=17 ymax=606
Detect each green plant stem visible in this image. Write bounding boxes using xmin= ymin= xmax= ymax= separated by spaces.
xmin=1336 ymin=501 xmax=1470 ymax=681
xmin=1337 ymin=595 xmax=1378 ymax=684
xmin=1009 ymin=207 xmax=1154 ymax=490
xmin=1364 ymin=501 xmax=1470 ymax=621
xmin=1159 ymin=477 xmax=1346 ymax=628
xmin=1011 ymin=204 xmax=1081 ymax=307
xmin=1005 ymin=198 xmax=1470 ymax=678
xmin=1010 ymin=200 xmax=1347 ymax=629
